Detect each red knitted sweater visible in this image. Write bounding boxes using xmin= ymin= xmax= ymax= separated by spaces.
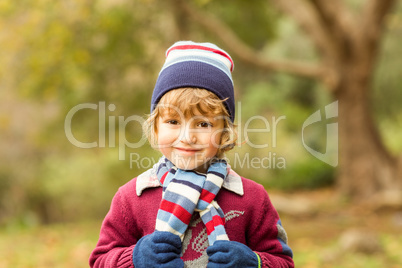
xmin=89 ymin=170 xmax=294 ymax=268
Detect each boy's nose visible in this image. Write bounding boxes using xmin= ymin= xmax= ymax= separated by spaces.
xmin=179 ymin=125 xmax=197 ymax=144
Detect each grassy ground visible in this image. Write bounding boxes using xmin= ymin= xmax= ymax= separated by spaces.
xmin=278 ymin=189 xmax=402 ymax=268
xmin=0 ymin=189 xmax=401 ymax=268
xmin=0 ymin=221 xmax=99 ymax=268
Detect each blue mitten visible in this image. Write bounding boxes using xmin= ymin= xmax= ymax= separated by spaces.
xmin=207 ymin=240 xmax=259 ymax=268
xmin=133 ymin=231 xmax=184 ymax=268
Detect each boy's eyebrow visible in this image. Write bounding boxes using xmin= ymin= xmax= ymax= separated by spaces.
xmin=160 ymin=113 xmax=224 ymax=122
xmin=160 ymin=114 xmax=180 ymax=121
xmin=159 ymin=109 xmax=180 ymax=117
xmin=158 ymin=106 xmax=226 ymax=120
xmin=191 ymin=115 xmax=226 ymax=124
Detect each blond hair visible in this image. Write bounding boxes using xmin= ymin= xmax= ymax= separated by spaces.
xmin=143 ymin=88 xmax=237 ymax=158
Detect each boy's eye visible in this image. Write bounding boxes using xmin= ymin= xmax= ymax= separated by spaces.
xmin=167 ymin=120 xmax=179 ymax=125
xmin=198 ymin=121 xmax=212 ymax=128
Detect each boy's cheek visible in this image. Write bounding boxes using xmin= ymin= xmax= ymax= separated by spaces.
xmin=156 ymin=141 xmax=174 ymax=151
xmin=211 ymin=133 xmax=223 ymax=149
xmin=157 ymin=130 xmax=178 ymax=145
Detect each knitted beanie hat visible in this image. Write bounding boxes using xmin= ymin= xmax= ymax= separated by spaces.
xmin=151 ymin=41 xmax=235 ymax=122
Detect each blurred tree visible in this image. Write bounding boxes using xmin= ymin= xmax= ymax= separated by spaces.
xmin=0 ymin=0 xmax=400 ymax=225
xmin=0 ymin=0 xmax=172 ymax=224
xmin=175 ymin=0 xmax=402 ymax=199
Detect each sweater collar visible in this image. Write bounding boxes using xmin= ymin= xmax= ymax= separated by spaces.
xmin=136 ymin=159 xmax=244 ymax=197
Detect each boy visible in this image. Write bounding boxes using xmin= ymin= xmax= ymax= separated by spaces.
xmin=90 ymin=41 xmax=294 ymax=267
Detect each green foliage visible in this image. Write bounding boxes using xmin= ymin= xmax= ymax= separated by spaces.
xmin=0 ymin=170 xmax=12 ymax=223
xmin=23 ymin=148 xmax=152 ymax=224
xmin=374 ymin=1 xmax=402 ymax=119
xmin=0 ymin=0 xmax=161 ymax=111
xmin=373 ymin=1 xmax=402 ymax=154
xmin=0 ymin=0 xmax=401 ymax=227
xmin=372 ymin=1 xmax=402 ymax=120
xmin=268 ymin=160 xmax=335 ymax=190
xmin=0 ymin=0 xmax=166 ymax=226
xmin=196 ymin=0 xmax=279 ymax=48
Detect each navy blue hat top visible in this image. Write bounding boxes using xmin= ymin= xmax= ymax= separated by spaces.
xmin=151 ymin=41 xmax=235 ymax=122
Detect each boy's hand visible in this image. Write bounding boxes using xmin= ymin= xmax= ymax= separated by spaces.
xmin=132 ymin=231 xmax=184 ymax=268
xmin=207 ymin=240 xmax=259 ymax=268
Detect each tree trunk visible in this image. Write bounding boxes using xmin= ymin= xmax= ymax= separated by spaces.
xmin=335 ymin=63 xmax=401 ymax=198
xmin=173 ymin=0 xmax=402 ymax=200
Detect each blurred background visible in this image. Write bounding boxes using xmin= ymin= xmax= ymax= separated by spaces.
xmin=0 ymin=0 xmax=401 ymax=267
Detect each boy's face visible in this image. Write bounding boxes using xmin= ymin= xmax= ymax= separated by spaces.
xmin=156 ymin=108 xmax=224 ymax=173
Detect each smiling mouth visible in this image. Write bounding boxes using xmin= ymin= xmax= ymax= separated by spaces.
xmin=174 ymin=147 xmax=201 ymax=155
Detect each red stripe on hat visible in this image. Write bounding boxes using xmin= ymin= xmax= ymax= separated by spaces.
xmin=205 ymin=215 xmax=225 ymax=235
xmin=166 ymin=44 xmax=234 ymax=72
xmin=160 ymin=199 xmax=192 ymax=225
xmin=200 ymin=189 xmax=216 ymax=204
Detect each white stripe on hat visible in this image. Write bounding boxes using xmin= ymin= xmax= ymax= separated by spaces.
xmin=166 ymin=49 xmax=233 ymax=71
xmin=166 ymin=41 xmax=234 ymax=71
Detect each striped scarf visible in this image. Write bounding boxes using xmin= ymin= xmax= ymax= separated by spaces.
xmin=155 ymin=157 xmax=229 ymax=246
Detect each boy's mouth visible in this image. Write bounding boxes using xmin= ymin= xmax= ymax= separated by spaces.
xmin=174 ymin=147 xmax=201 ymax=155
